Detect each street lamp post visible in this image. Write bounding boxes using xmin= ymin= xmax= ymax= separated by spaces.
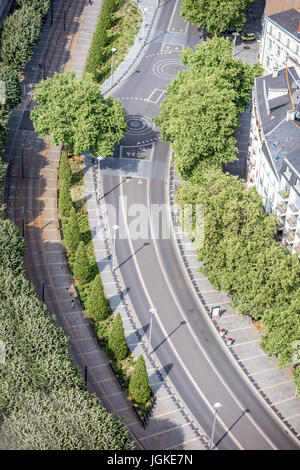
xmin=143 ymin=8 xmax=148 ymax=42
xmin=110 ymin=48 xmax=117 ymax=88
xmin=232 ymin=32 xmax=239 ymax=56
xmin=112 ymin=225 xmax=119 ymax=269
xmin=97 ymin=156 xmax=103 ymax=198
xmin=148 ymin=308 xmax=156 ymax=355
xmin=209 ymin=402 xmax=222 ymax=450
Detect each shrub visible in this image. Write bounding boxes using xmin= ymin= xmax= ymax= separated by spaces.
xmin=74 ymin=241 xmax=89 ymax=283
xmin=108 ymin=313 xmax=128 ymax=360
xmin=86 ymin=274 xmax=110 ymax=321
xmin=64 ymin=207 xmax=81 ymax=251
xmin=0 ymin=63 xmax=22 ymax=110
xmin=58 ymin=151 xmax=72 ymax=186
xmin=1 ymin=6 xmax=42 ymax=72
xmin=0 ymin=219 xmax=25 ymax=274
xmin=58 ymin=181 xmax=73 ymax=217
xmin=129 ymin=355 xmax=151 ymax=405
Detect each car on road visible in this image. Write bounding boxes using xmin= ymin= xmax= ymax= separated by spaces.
xmin=241 ymin=32 xmax=256 ymax=41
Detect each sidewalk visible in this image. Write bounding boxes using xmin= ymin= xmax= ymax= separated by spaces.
xmin=101 ymin=0 xmax=160 ymax=95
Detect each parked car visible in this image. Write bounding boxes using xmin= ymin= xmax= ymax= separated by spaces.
xmin=241 ymin=33 xmax=256 ymax=41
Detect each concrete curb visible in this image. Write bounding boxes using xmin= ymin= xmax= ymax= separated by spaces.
xmin=101 ymin=0 xmax=161 ymax=96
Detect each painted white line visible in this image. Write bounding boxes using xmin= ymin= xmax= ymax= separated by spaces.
xmin=166 ymin=437 xmax=202 ymax=450
xmin=229 ymin=326 xmax=252 ymax=332
xmin=273 ymin=397 xmax=297 ymax=406
xmin=285 ymin=412 xmax=300 ymax=420
xmin=233 ymin=339 xmax=261 ymax=347
xmin=139 ymin=423 xmax=190 ymax=441
xmin=240 ymin=353 xmax=267 ymax=361
xmin=260 ymin=380 xmax=294 ymax=391
xmin=251 ymin=367 xmax=278 ymax=375
xmin=146 ymin=88 xmax=165 ymax=103
xmin=167 ymin=0 xmax=180 ymax=33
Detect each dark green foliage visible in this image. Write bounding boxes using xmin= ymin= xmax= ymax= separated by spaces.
xmin=31 ymin=71 xmax=127 ymax=157
xmin=59 ymin=151 xmax=72 ymax=186
xmin=181 ymin=0 xmax=254 ymax=35
xmin=108 ymin=313 xmax=128 ymax=360
xmin=0 ymin=265 xmax=134 ymax=449
xmin=1 ymin=6 xmax=42 ymax=72
xmin=84 ymin=0 xmax=119 ymax=82
xmin=129 ymin=355 xmax=151 ymax=404
xmin=58 ymin=181 xmax=73 ymax=217
xmin=15 ymin=0 xmax=51 ymax=17
xmin=64 ymin=207 xmax=81 ymax=251
xmin=74 ymin=241 xmax=89 ymax=283
xmin=0 ymin=219 xmax=25 ymax=274
xmin=0 ymin=63 xmax=22 ymax=110
xmin=86 ymin=274 xmax=110 ymax=321
xmin=154 ymin=37 xmax=261 ymax=180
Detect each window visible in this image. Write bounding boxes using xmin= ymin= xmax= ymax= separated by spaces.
xmin=286 ymin=52 xmax=289 ymax=63
xmin=269 ymin=24 xmax=272 ymax=35
xmin=268 ymin=38 xmax=272 ymax=50
xmin=287 ymin=38 xmax=290 ymax=49
xmin=296 ymin=45 xmax=299 ymax=56
xmin=266 ymin=56 xmax=271 ymax=67
xmin=277 ymin=45 xmax=281 ymax=56
xmin=278 ymin=31 xmax=281 ymax=41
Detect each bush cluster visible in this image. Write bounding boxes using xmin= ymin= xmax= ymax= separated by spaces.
xmin=84 ymin=0 xmax=120 ymax=82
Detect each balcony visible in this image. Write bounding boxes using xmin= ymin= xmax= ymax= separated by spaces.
xmin=288 ymin=203 xmax=299 ymax=215
xmin=284 ymin=230 xmax=295 ymax=243
xmin=277 ymin=216 xmax=285 ymax=230
xmin=279 ymin=189 xmax=290 ymax=200
xmin=286 ymin=214 xmax=298 ymax=229
xmin=275 ymin=202 xmax=287 ymax=215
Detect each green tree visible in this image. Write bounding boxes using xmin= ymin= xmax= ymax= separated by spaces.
xmin=0 ymin=219 xmax=25 ymax=274
xmin=0 ymin=63 xmax=22 ymax=110
xmin=1 ymin=6 xmax=42 ymax=71
xmin=31 ymin=71 xmax=127 ymax=157
xmin=154 ymin=37 xmax=261 ymax=180
xmin=86 ymin=274 xmax=110 ymax=321
xmin=181 ymin=0 xmax=253 ymax=36
xmin=108 ymin=313 xmax=128 ymax=360
xmin=74 ymin=241 xmax=89 ymax=283
xmin=58 ymin=151 xmax=72 ymax=186
xmin=58 ymin=181 xmax=73 ymax=217
xmin=15 ymin=0 xmax=51 ymax=16
xmin=129 ymin=355 xmax=151 ymax=405
xmin=64 ymin=207 xmax=81 ymax=251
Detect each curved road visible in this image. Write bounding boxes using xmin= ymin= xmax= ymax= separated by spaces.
xmin=100 ymin=0 xmax=300 ymax=450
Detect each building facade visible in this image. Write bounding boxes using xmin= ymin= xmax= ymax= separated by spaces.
xmin=247 ymin=66 xmax=300 ymax=256
xmin=260 ymin=8 xmax=300 ymax=73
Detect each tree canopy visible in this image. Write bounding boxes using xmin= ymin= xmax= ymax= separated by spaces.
xmin=31 ymin=71 xmax=127 ymax=157
xmin=181 ymin=0 xmax=254 ymax=35
xmin=154 ymin=37 xmax=261 ymax=180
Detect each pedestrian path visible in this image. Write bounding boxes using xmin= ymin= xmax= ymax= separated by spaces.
xmin=169 ymin=167 xmax=300 ymax=440
xmin=101 ymin=0 xmax=160 ymax=95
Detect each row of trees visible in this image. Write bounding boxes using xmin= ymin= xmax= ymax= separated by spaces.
xmin=181 ymin=0 xmax=254 ymax=36
xmin=1 ymin=0 xmax=51 ymax=72
xmin=58 ymin=150 xmax=152 ymax=407
xmin=0 ymin=218 xmax=134 ymax=449
xmin=154 ymin=37 xmax=262 ymax=181
xmin=180 ymin=169 xmax=300 ymax=391
xmin=84 ymin=0 xmax=120 ymax=83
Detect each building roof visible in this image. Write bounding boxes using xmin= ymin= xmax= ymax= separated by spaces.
xmin=254 ymin=66 xmax=300 ymax=181
xmin=267 ymin=8 xmax=300 ymax=41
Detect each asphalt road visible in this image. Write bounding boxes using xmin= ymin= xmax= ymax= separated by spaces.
xmin=100 ymin=0 xmax=300 ymax=450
